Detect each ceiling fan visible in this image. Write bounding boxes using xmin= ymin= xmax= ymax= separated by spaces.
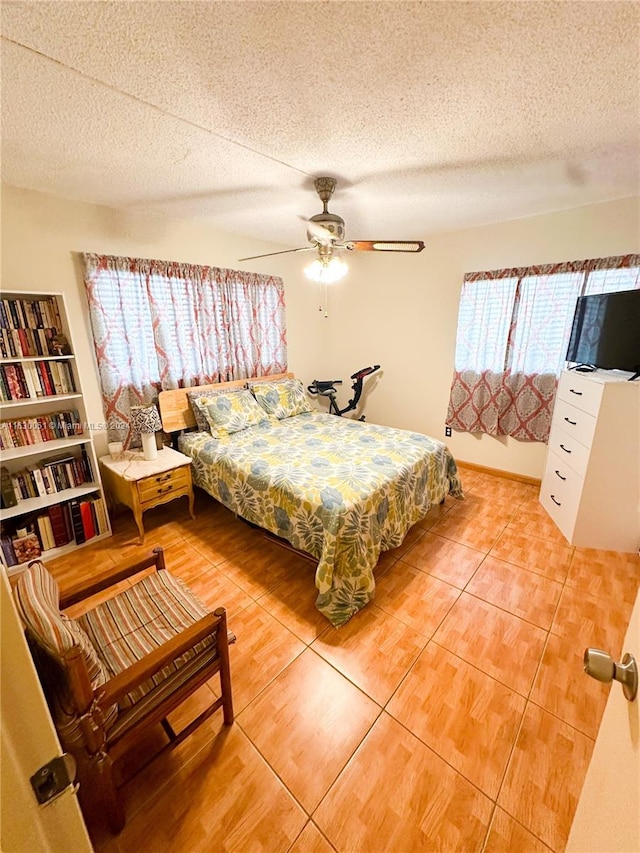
xmin=238 ymin=177 xmax=425 ymax=281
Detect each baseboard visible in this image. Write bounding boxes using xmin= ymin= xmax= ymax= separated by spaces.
xmin=456 ymin=460 xmax=541 ymax=487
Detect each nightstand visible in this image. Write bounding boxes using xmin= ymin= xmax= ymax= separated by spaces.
xmin=99 ymin=447 xmax=195 ymax=544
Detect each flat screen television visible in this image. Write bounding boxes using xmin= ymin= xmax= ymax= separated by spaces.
xmin=566 ymin=289 xmax=640 ymax=376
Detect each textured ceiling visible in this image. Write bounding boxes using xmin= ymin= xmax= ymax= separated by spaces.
xmin=1 ymin=1 xmax=639 ymax=252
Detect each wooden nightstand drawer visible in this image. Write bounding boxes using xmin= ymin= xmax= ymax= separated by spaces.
xmin=137 ymin=467 xmax=190 ymax=503
xmin=100 ymin=447 xmax=195 ymax=545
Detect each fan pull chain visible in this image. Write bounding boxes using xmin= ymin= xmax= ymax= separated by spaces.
xmin=318 ymin=282 xmax=329 ymax=317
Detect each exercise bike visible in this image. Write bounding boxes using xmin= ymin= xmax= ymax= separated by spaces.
xmin=307 ymin=365 xmax=381 ymax=421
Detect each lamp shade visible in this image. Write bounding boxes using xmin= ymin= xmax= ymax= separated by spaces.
xmin=304 ymin=256 xmax=348 ymax=284
xmin=130 ymin=404 xmax=162 ymax=434
xmin=130 ymin=404 xmax=162 ymax=461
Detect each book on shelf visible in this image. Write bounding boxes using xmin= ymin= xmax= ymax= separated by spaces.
xmin=2 ymin=326 xmax=58 ymax=358
xmin=81 ymin=445 xmax=94 ymax=481
xmin=1 ymin=296 xmax=62 ymax=335
xmin=1 ymin=363 xmax=28 ymax=400
xmin=48 ymin=361 xmax=64 ymax=395
xmin=4 ymin=499 xmax=93 ymax=555
xmin=62 ymin=501 xmax=74 ymax=543
xmin=68 ymin=499 xmax=86 ymax=544
xmin=36 ymin=361 xmax=54 ymax=397
xmin=5 ymin=447 xmax=95 ymax=505
xmin=39 ymin=466 xmax=55 ymax=495
xmin=9 ymin=473 xmax=22 ymax=503
xmin=21 ymin=361 xmax=42 ymax=398
xmin=47 ymin=503 xmax=72 ymax=547
xmin=0 ymin=361 xmax=76 ymax=402
xmin=13 ymin=472 xmax=33 ymax=500
xmin=90 ymin=496 xmax=109 ymax=535
xmin=0 ymin=367 xmax=9 ymax=399
xmin=25 ymin=464 xmax=48 ymax=498
xmin=0 ymin=466 xmax=17 ymax=509
xmin=79 ymin=500 xmax=96 ymax=540
xmin=0 ymin=409 xmax=83 ymax=449
xmin=36 ymin=515 xmax=55 ymax=551
xmin=0 ymin=294 xmax=108 ymax=568
xmin=0 ymin=328 xmax=13 ymax=358
xmin=0 ymin=536 xmax=18 ymax=566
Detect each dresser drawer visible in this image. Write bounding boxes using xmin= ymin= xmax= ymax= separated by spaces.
xmin=556 ymin=371 xmax=604 ymax=416
xmin=547 ymin=424 xmax=592 ymax=477
xmin=551 ymin=397 xmax=597 ymax=448
xmin=540 ymin=450 xmax=583 ymax=539
xmin=137 ymin=466 xmax=191 ymax=503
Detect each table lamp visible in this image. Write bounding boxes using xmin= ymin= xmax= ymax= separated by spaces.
xmin=130 ymin=404 xmax=162 ymax=461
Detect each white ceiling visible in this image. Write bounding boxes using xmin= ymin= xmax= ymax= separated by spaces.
xmin=1 ymin=1 xmax=639 ymax=253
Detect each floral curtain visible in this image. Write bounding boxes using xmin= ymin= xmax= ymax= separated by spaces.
xmin=82 ymin=254 xmax=287 ymax=443
xmin=446 ymin=254 xmax=640 ymax=442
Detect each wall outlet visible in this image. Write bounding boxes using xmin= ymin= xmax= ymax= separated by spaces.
xmin=445 ymin=426 xmax=452 ymax=437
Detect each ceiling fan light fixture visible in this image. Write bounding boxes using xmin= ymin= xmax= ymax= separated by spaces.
xmin=304 ymin=256 xmax=348 ymax=284
xmin=238 ymin=179 xmax=425 ymax=266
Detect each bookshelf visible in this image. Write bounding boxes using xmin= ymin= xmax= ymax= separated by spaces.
xmin=0 ymin=290 xmax=112 ymax=573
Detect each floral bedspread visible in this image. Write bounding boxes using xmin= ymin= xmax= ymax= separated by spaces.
xmin=179 ymin=412 xmax=463 ymax=627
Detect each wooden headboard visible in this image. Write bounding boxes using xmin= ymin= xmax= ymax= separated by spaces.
xmin=158 ymin=373 xmax=294 ymax=433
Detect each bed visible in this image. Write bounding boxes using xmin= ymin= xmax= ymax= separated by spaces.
xmin=159 ymin=374 xmax=463 ymax=627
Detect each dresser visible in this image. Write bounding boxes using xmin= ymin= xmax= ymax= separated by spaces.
xmin=540 ymin=370 xmax=640 ymax=553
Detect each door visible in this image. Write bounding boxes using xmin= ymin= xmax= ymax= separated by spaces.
xmin=566 ymin=586 xmax=640 ymax=852
xmin=0 ymin=568 xmax=92 ymax=853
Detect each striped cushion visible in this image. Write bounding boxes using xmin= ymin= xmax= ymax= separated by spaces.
xmin=78 ymin=570 xmax=217 ymax=710
xmin=13 ymin=560 xmax=117 ymax=749
xmin=106 ymin=644 xmax=220 ymax=743
xmin=13 ymin=560 xmax=106 ymax=686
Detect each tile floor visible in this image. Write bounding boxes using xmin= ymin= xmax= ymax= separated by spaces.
xmin=47 ymin=465 xmax=640 ymax=853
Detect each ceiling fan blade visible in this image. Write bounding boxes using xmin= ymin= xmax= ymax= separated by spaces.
xmin=238 ymin=246 xmax=316 ymax=262
xmin=344 ymin=241 xmax=425 ymax=253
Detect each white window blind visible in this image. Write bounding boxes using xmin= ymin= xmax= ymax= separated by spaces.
xmin=82 ymin=254 xmax=287 ymax=442
xmin=454 ymin=259 xmax=640 ymax=377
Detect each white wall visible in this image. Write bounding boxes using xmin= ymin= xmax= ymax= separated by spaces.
xmin=2 ymin=186 xmax=638 ymax=477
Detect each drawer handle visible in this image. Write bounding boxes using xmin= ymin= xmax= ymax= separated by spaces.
xmin=560 ymin=443 xmax=572 ymax=454
xmin=155 ymin=473 xmax=172 ymax=483
xmin=564 ymin=417 xmax=577 ymax=425
xmin=157 ymin=485 xmax=174 ymax=494
xmin=569 ymin=389 xmax=583 ymax=396
xmin=554 ymin=470 xmax=567 ymax=481
xmin=550 ymin=495 xmax=561 ymax=506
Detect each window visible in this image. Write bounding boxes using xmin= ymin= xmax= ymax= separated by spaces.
xmin=447 ymin=254 xmax=639 ymax=441
xmin=82 ymin=254 xmax=287 ymax=442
